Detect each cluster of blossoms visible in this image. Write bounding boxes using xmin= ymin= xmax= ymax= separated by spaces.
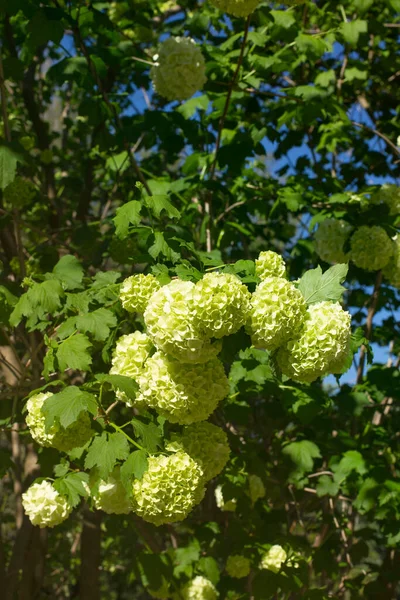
xmin=22 ymin=481 xmax=72 ymax=528
xmin=182 ymin=576 xmax=219 ymax=600
xmin=150 ymin=37 xmax=207 ymax=101
xmin=3 ymin=177 xmax=36 ymax=209
xmin=226 ymin=555 xmax=251 ymax=579
xmin=92 ymin=467 xmax=132 ymax=515
xmin=260 ymin=545 xmax=287 ymax=573
xmin=313 ymin=184 xmax=400 ymax=285
xmin=26 ymin=392 xmax=93 ymax=453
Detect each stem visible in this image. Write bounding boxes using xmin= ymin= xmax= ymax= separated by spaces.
xmin=204 ymin=15 xmax=251 ymax=252
xmin=108 ymin=422 xmax=146 ymax=452
xmin=356 ymin=270 xmax=382 ymax=383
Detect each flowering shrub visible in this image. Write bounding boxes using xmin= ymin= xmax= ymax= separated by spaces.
xmin=120 ymin=274 xmax=161 ymax=313
xmin=255 ymin=250 xmax=286 ymax=280
xmin=350 ymin=225 xmax=393 ymax=271
xmin=22 ymin=481 xmax=72 ymax=528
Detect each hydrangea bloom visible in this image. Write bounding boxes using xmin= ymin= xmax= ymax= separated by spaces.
xmin=255 ymin=251 xmax=286 ymax=280
xmin=150 ymin=37 xmax=207 ymax=101
xmin=314 ymin=219 xmax=353 ymax=264
xmin=92 ymin=468 xmax=131 ymax=514
xmin=372 ymin=184 xmax=400 ymax=216
xmin=110 ymin=332 xmax=153 ymax=405
xmin=277 ymin=301 xmax=351 ymax=383
xmin=26 ymin=392 xmax=93 ymax=452
xmin=132 ymin=451 xmax=204 ymax=525
xmin=137 ymin=352 xmax=229 ymax=424
xmin=226 ymin=555 xmax=251 ymax=578
xmin=144 ymin=280 xmax=221 ymax=363
xmin=383 ymin=237 xmax=400 ymax=288
xmin=120 ymin=274 xmax=161 ymax=313
xmin=22 ymin=480 xmax=72 ymax=528
xmin=182 ymin=576 xmax=219 ymax=600
xmin=248 ymin=474 xmax=265 ymax=504
xmin=350 ymin=226 xmax=393 ymax=271
xmin=3 ymin=177 xmax=36 ymax=209
xmin=260 ymin=545 xmax=287 ymax=573
xmin=209 ymin=0 xmax=260 ymax=17
xmin=190 ymin=273 xmax=251 ymax=339
xmin=215 ymin=484 xmax=237 ymax=512
xmin=172 ymin=422 xmax=230 ymax=481
xmin=247 ymin=277 xmax=307 ymax=350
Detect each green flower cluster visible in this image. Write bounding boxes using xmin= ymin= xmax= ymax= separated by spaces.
xmin=92 ymin=468 xmax=131 ymax=515
xmin=209 ymin=0 xmax=260 ymax=17
xmin=247 ymin=277 xmax=307 ymax=351
xmin=226 ymin=555 xmax=251 ymax=578
xmin=132 ymin=451 xmax=204 ymax=525
xmin=110 ymin=331 xmax=153 ymax=405
xmin=383 ymin=236 xmax=400 ymax=288
xmin=150 ymin=37 xmax=207 ymax=101
xmin=137 ymin=352 xmax=229 ymax=424
xmin=22 ymin=481 xmax=72 ymax=528
xmin=314 ymin=219 xmax=353 ymax=264
xmin=215 ymin=484 xmax=237 ymax=512
xmin=277 ymin=301 xmax=351 ymax=383
xmin=260 ymin=545 xmax=287 ymax=573
xmin=372 ymin=184 xmax=400 ymax=216
xmin=182 ymin=576 xmax=219 ymax=600
xmin=190 ymin=272 xmax=251 ymax=339
xmin=171 ymin=422 xmax=230 ymax=481
xmin=255 ymin=250 xmax=286 ymax=280
xmin=350 ymin=226 xmax=393 ymax=271
xmin=120 ymin=274 xmax=161 ymax=313
xmin=3 ymin=177 xmax=36 ymax=209
xmin=26 ymin=392 xmax=93 ymax=453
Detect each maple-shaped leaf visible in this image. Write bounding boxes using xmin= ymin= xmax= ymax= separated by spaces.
xmin=113 ymin=201 xmax=142 ymax=239
xmin=53 ymin=472 xmax=89 ymax=507
xmin=298 ymin=264 xmax=348 ymax=305
xmin=57 ymin=333 xmax=92 ymax=371
xmin=76 ymin=308 xmax=117 ymax=342
xmin=84 ymin=431 xmax=130 ymax=478
xmin=42 ymin=385 xmax=97 ymax=430
xmin=53 ymin=255 xmax=84 ymax=290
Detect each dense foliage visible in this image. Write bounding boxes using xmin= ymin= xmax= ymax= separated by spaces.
xmin=0 ymin=0 xmax=399 ymax=599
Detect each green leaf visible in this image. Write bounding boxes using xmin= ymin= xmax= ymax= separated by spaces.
xmin=95 ymin=374 xmax=139 ymax=401
xmin=283 ymin=440 xmax=321 ymax=473
xmin=131 ymin=418 xmax=162 ymax=453
xmin=198 ymin=557 xmax=220 ymax=585
xmin=177 ymin=94 xmax=209 ymax=119
xmin=296 ymin=33 xmax=327 ymax=59
xmin=333 ymin=450 xmax=367 ymax=483
xmin=10 ymin=279 xmax=64 ymax=328
xmin=0 ymin=145 xmax=22 ymax=190
xmin=344 ymin=67 xmax=368 ymax=82
xmin=53 ymin=255 xmax=84 ymax=290
xmin=316 ymin=475 xmax=340 ymax=497
xmin=340 ymin=20 xmax=367 ymax=46
xmin=145 ymin=195 xmax=181 ymax=220
xmin=41 ymin=385 xmax=97 ymax=430
xmin=120 ymin=450 xmax=148 ymax=492
xmin=113 ymin=201 xmax=142 ymax=239
xmin=106 ymin=151 xmax=129 ymax=173
xmin=149 ymin=231 xmax=180 ymax=263
xmin=57 ymin=333 xmax=92 ymax=371
xmin=76 ymin=308 xmax=117 ymax=341
xmin=53 ymin=472 xmax=89 ymax=508
xmin=85 ymin=431 xmax=130 ymax=478
xmin=270 ymin=10 xmax=295 ymax=28
xmin=298 ymin=264 xmax=348 ymax=304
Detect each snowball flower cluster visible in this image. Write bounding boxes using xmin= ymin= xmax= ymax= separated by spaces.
xmin=372 ymin=184 xmax=400 ymax=216
xmin=255 ymin=250 xmax=286 ymax=280
xmin=248 ymin=474 xmax=265 ymax=504
xmin=226 ymin=555 xmax=251 ymax=578
xmin=137 ymin=352 xmax=229 ymax=424
xmin=383 ymin=236 xmax=400 ymax=288
xmin=277 ymin=301 xmax=351 ymax=383
xmin=350 ymin=226 xmax=393 ymax=271
xmin=26 ymin=392 xmax=93 ymax=452
xmin=260 ymin=545 xmax=287 ymax=573
xmin=4 ymin=177 xmax=36 ymax=209
xmin=110 ymin=331 xmax=153 ymax=405
xmin=150 ymin=37 xmax=207 ymax=101
xmin=190 ymin=273 xmax=251 ymax=339
xmin=209 ymin=0 xmax=260 ymax=17
xmin=144 ymin=280 xmax=221 ymax=364
xmin=247 ymin=277 xmax=307 ymax=350
xmin=22 ymin=481 xmax=72 ymax=528
xmin=120 ymin=274 xmax=161 ymax=313
xmin=314 ymin=219 xmax=353 ymax=264
xmin=182 ymin=576 xmax=219 ymax=600
xmin=172 ymin=422 xmax=230 ymax=481
xmin=132 ymin=451 xmax=204 ymax=525
xmin=92 ymin=468 xmax=131 ymax=514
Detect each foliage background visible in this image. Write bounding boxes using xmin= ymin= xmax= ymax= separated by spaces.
xmin=0 ymin=0 xmax=399 ymax=598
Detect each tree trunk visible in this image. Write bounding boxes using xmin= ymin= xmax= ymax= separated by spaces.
xmin=18 ymin=528 xmax=47 ymax=600
xmin=79 ymin=507 xmax=102 ymax=600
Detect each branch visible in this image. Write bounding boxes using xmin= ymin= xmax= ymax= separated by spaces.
xmin=356 ymin=270 xmax=382 ymax=383
xmin=352 ymin=121 xmax=400 ymax=158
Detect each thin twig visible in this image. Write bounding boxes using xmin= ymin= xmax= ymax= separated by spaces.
xmin=352 ymin=121 xmax=400 ymax=158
